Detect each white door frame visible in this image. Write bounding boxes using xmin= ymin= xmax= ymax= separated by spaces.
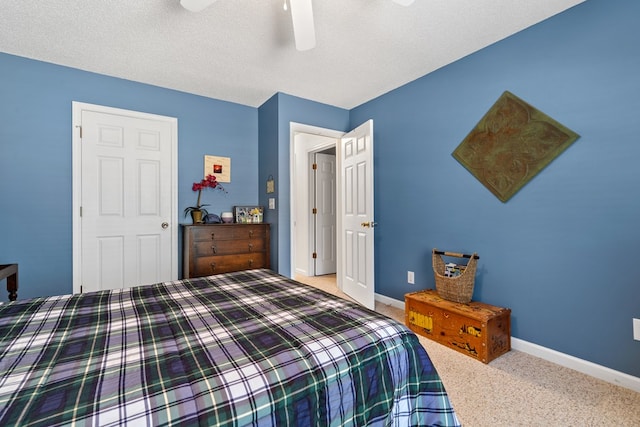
xmin=71 ymin=102 xmax=179 ymax=293
xmin=290 ymin=123 xmax=344 ymax=285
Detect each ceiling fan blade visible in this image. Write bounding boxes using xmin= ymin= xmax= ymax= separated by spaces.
xmin=392 ymin=0 xmax=415 ymax=5
xmin=290 ymin=0 xmax=316 ymax=51
xmin=180 ymin=0 xmax=219 ymax=12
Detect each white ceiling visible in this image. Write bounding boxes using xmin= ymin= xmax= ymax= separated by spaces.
xmin=0 ymin=0 xmax=585 ymax=109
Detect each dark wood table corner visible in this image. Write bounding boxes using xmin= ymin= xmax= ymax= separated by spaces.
xmin=0 ymin=264 xmax=18 ymax=302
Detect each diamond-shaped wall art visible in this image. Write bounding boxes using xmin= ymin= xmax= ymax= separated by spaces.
xmin=452 ymin=91 xmax=579 ymax=202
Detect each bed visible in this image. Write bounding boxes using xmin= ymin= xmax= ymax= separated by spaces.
xmin=0 ymin=269 xmax=459 ymax=426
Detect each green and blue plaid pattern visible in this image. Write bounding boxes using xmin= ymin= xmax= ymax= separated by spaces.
xmin=0 ymin=269 xmax=459 ymax=426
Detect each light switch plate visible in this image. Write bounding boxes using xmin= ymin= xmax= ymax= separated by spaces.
xmin=268 ymin=198 xmax=275 ymax=209
xmin=634 ymin=318 xmax=640 ymax=341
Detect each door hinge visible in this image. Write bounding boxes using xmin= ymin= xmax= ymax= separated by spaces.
xmin=80 ymin=206 xmax=82 ymax=217
xmin=312 ymin=252 xmax=317 ymax=259
xmin=312 ymin=163 xmax=317 ymax=170
xmin=312 ymin=208 xmax=317 ymax=214
xmin=80 ymin=285 xmax=83 ymax=293
xmin=76 ymin=125 xmax=82 ymax=138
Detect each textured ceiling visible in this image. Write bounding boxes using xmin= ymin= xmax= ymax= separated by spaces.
xmin=0 ymin=0 xmax=585 ymax=109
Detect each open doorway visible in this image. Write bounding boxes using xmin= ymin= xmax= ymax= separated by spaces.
xmin=312 ymin=148 xmax=337 ymax=275
xmin=291 ymin=128 xmax=339 ymax=280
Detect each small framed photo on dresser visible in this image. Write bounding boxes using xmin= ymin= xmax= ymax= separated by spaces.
xmin=233 ymin=206 xmax=264 ymax=224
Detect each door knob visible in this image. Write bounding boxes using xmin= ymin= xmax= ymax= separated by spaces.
xmin=361 ymin=221 xmax=377 ymax=228
xmin=161 ymin=222 xmax=169 ymax=229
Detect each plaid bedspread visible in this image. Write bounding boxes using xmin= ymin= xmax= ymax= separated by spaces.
xmin=0 ymin=269 xmax=459 ymax=426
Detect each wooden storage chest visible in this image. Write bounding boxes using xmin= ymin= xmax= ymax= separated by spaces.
xmin=405 ymin=289 xmax=511 ymax=363
xmin=182 ymin=223 xmax=270 ymax=278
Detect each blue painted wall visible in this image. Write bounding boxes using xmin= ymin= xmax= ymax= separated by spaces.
xmin=257 ymin=94 xmax=281 ymax=270
xmin=350 ymin=0 xmax=640 ymax=377
xmin=0 ymin=54 xmax=258 ymax=298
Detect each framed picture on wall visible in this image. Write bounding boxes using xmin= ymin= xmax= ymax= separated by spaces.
xmin=233 ymin=206 xmax=264 ymax=223
xmin=204 ymin=155 xmax=231 ymax=183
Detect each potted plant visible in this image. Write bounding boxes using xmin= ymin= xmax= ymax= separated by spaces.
xmin=184 ymin=174 xmax=226 ymax=223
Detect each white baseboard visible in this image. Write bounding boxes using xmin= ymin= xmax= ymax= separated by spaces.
xmin=376 ymin=293 xmax=406 ymax=310
xmin=376 ymin=293 xmax=640 ymax=393
xmin=511 ymin=338 xmax=640 ymax=393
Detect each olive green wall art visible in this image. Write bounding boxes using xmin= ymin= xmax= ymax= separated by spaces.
xmin=452 ymin=91 xmax=579 ymax=202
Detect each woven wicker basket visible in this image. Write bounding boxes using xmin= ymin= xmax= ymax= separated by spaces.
xmin=432 ymin=249 xmax=479 ymax=303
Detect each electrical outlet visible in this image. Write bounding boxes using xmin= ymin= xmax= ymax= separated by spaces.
xmin=634 ymin=318 xmax=640 ymax=341
xmin=407 ymin=271 xmax=415 ymax=284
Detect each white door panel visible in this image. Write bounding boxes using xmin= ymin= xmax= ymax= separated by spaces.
xmin=98 ymin=236 xmax=124 ymax=289
xmin=137 ymin=234 xmax=162 ymax=285
xmin=341 ymin=120 xmax=374 ymax=309
xmin=74 ymin=103 xmax=177 ymax=293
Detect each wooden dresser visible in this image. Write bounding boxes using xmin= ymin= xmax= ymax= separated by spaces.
xmin=182 ymin=223 xmax=270 ymax=278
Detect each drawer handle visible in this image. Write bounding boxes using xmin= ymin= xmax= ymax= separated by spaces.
xmin=443 ymin=312 xmax=450 ymax=319
xmin=209 ymin=262 xmax=216 ymax=272
xmin=210 ymin=233 xmax=215 ymax=240
xmin=248 ymin=243 xmax=253 ymax=252
xmin=211 ymin=245 xmax=217 ymax=254
xmin=249 ymin=230 xmax=254 ymax=238
xmin=248 ymin=259 xmax=253 ymax=267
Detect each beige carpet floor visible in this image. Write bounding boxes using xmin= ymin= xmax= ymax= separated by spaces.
xmin=295 ymin=274 xmax=640 ymax=427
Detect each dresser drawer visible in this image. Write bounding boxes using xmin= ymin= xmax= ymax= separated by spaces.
xmin=193 ymin=238 xmax=266 ymax=256
xmin=190 ymin=225 xmax=267 ymax=242
xmin=191 ymin=253 xmax=267 ymax=276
